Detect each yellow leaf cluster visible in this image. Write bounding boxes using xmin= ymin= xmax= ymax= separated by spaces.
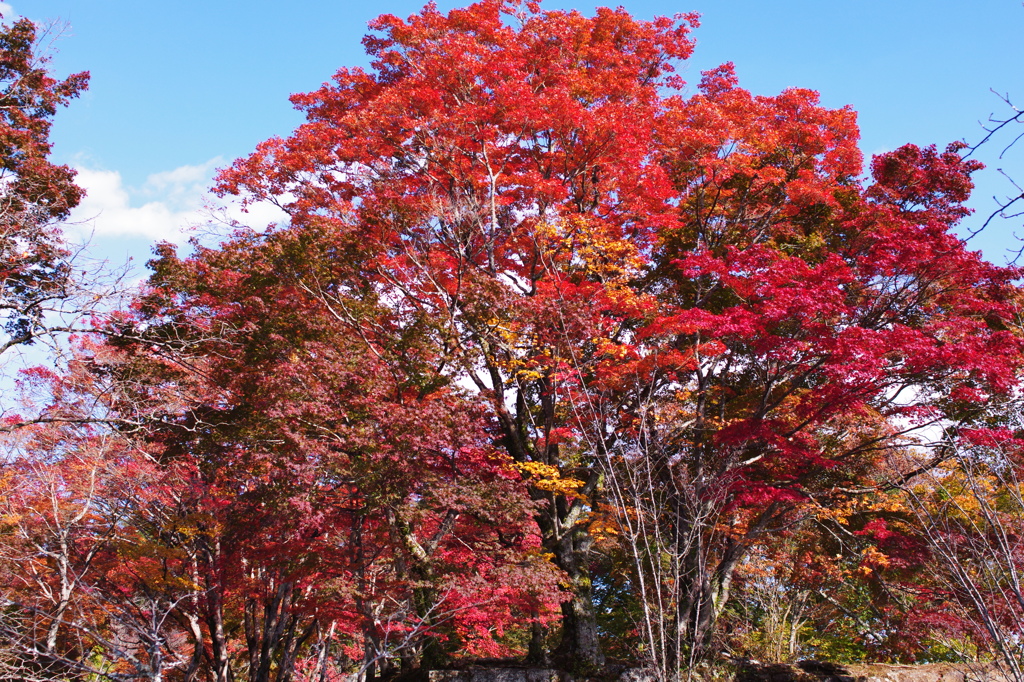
xmin=857 ymin=545 xmax=891 ymax=576
xmin=812 ymin=493 xmax=908 ymax=527
xmin=590 ymin=523 xmax=620 ymax=537
xmin=535 ymin=217 xmax=645 ymax=285
xmin=514 ymin=461 xmax=585 ymax=496
xmin=593 ymin=339 xmax=631 ymax=360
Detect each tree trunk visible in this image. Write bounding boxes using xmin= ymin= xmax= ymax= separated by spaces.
xmin=550 ymin=523 xmax=604 ymax=669
xmin=558 ymin=588 xmax=603 ymax=669
xmin=490 ymin=369 xmax=604 ymax=668
xmin=526 ymin=611 xmax=547 ymax=665
xmin=316 ymin=621 xmax=336 ymax=682
xmin=201 ymin=539 xmax=232 ymax=682
xmin=181 ymin=611 xmax=206 ymax=682
xmin=243 ymin=579 xmax=315 ymax=682
xmin=206 ymin=590 xmax=232 ymax=682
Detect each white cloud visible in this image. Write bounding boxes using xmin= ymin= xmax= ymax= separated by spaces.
xmin=0 ymin=4 xmax=16 ymax=20
xmin=68 ymin=159 xmax=290 ymax=245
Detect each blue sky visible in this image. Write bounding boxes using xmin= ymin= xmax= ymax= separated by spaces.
xmin=19 ymin=0 xmax=1024 ymax=268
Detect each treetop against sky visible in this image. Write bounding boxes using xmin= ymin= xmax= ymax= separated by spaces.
xmin=16 ymin=0 xmax=1024 ymax=265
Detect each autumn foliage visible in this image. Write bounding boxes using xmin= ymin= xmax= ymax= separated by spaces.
xmin=3 ymin=2 xmax=1024 ymax=681
xmin=0 ymin=17 xmax=89 ymax=357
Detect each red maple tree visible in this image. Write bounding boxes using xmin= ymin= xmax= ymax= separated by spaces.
xmin=0 ymin=17 xmax=89 ymax=356
xmin=211 ymin=0 xmax=1024 ymax=667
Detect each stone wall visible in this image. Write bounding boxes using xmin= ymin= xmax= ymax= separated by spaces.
xmin=428 ymin=662 xmax=1008 ymax=682
xmin=737 ymin=661 xmax=1004 ymax=682
xmin=429 ymin=670 xmax=566 ymax=682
